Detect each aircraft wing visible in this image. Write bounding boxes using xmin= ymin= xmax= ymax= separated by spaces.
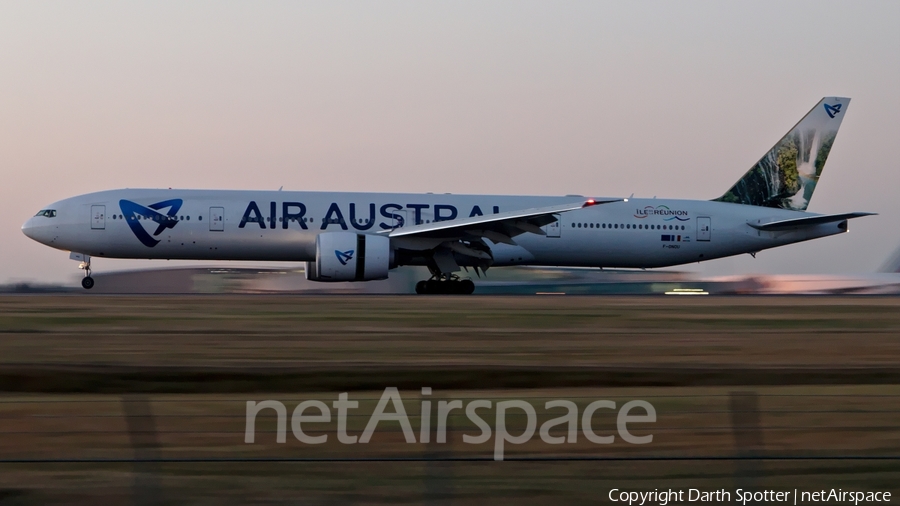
xmin=748 ymin=212 xmax=876 ymax=231
xmin=386 ymin=198 xmax=622 ymax=245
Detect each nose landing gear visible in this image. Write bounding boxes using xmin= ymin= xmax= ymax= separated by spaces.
xmin=75 ymin=254 xmax=94 ymax=290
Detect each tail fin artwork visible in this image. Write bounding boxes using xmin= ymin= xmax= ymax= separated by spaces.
xmin=715 ymin=97 xmax=850 ymax=211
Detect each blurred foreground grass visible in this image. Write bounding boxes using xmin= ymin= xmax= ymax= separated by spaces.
xmin=0 ymin=295 xmax=897 ymax=504
xmin=1 ymin=295 xmax=900 ymax=392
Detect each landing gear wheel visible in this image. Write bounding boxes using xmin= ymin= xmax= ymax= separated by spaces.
xmin=76 ymin=255 xmax=94 ymax=290
xmin=415 ymin=277 xmax=475 ymax=295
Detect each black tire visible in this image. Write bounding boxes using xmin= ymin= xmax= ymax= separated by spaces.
xmin=81 ymin=276 xmax=95 ymax=290
xmin=461 ymin=279 xmax=475 ymax=294
xmin=415 ymin=281 xmax=427 ymax=294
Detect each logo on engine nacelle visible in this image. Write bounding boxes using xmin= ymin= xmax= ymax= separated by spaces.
xmin=335 ymin=249 xmax=354 ymax=265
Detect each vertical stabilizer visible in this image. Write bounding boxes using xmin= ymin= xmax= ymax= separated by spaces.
xmin=880 ymin=244 xmax=900 ymax=273
xmin=715 ymin=97 xmax=850 ymax=211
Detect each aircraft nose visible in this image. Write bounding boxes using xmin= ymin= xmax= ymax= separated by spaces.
xmin=21 ymin=217 xmax=37 ymax=240
xmin=21 ymin=216 xmax=51 ymax=245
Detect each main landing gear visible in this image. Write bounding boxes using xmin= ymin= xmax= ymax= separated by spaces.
xmin=79 ymin=257 xmax=94 ymax=290
xmin=415 ymin=275 xmax=475 ymax=295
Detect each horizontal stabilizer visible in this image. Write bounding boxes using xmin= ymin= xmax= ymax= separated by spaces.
xmin=748 ymin=212 xmax=875 ymax=231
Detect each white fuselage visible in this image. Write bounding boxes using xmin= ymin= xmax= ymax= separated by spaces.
xmin=21 ymin=189 xmax=849 ymax=270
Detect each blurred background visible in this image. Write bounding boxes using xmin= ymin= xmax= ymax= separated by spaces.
xmin=2 ymin=1 xmax=899 ymax=286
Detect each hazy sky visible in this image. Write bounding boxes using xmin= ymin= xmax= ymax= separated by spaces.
xmin=2 ymin=1 xmax=899 ymax=284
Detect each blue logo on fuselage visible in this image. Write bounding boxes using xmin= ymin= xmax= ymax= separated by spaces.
xmin=119 ymin=199 xmax=183 ymax=247
xmin=824 ymin=103 xmax=842 ymax=119
xmin=335 ymin=249 xmax=354 ymax=265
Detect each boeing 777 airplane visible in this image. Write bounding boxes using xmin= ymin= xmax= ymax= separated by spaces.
xmin=22 ymin=97 xmax=874 ymax=294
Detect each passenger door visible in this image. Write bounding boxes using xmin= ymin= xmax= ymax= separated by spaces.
xmin=209 ymin=207 xmax=225 ymax=231
xmin=697 ymin=216 xmax=711 ymax=241
xmin=543 ymin=214 xmax=561 ymax=238
xmin=91 ymin=205 xmax=105 ymax=230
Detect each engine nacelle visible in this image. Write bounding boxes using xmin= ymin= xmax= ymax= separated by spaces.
xmin=305 ymin=232 xmax=391 ymax=282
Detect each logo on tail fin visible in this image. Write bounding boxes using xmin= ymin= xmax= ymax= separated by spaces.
xmin=824 ymin=103 xmax=842 ymax=118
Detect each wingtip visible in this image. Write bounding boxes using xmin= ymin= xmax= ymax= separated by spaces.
xmin=582 ymin=197 xmax=626 ymax=208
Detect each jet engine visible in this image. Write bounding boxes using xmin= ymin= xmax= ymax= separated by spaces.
xmin=305 ymin=232 xmax=391 ymax=282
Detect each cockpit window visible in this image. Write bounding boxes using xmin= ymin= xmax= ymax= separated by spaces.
xmin=34 ymin=210 xmax=57 ymax=218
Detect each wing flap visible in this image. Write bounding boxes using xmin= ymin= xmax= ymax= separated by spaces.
xmin=387 ymin=198 xmax=622 ymax=240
